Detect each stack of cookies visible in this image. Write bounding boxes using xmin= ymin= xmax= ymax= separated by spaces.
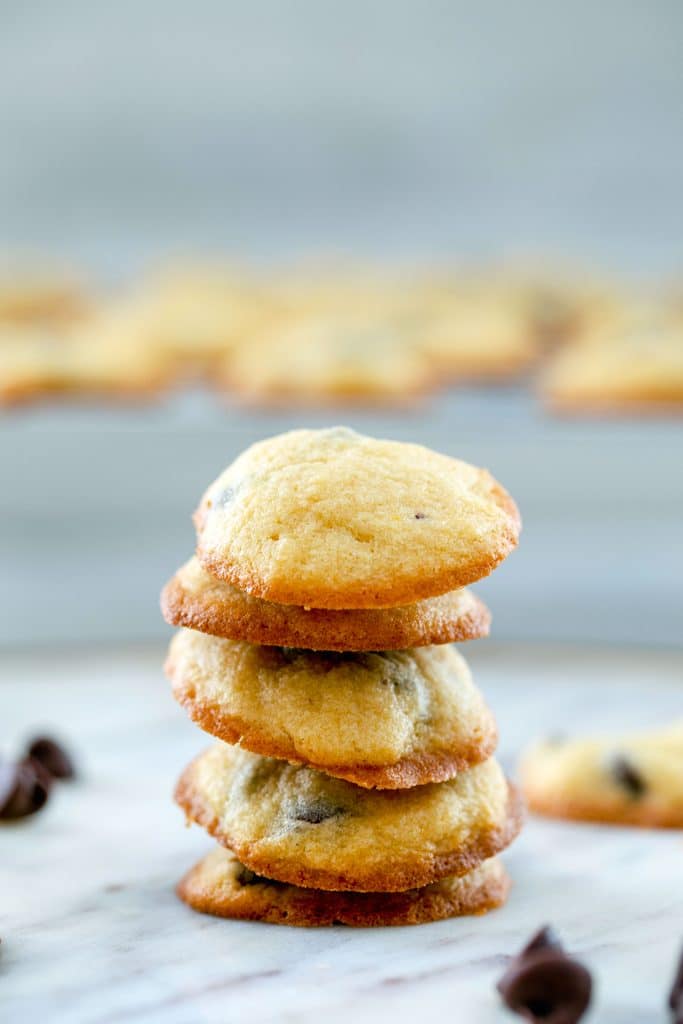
xmin=161 ymin=427 xmax=523 ymax=927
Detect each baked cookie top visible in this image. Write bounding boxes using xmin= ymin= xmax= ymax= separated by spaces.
xmin=175 ymin=744 xmax=522 ymax=891
xmin=137 ymin=265 xmax=274 ymax=365
xmin=0 ymin=267 xmax=87 ymax=326
xmin=218 ymin=313 xmax=433 ymax=406
xmin=194 ymin=427 xmax=520 ymax=609
xmin=161 ymin=557 xmax=491 ymax=650
xmin=417 ymin=294 xmax=537 ymax=380
xmin=542 ymin=315 xmax=683 ymax=412
xmin=519 ymin=721 xmax=683 ymax=828
xmin=177 ymin=846 xmax=510 ymax=927
xmin=165 ymin=631 xmax=497 ymax=788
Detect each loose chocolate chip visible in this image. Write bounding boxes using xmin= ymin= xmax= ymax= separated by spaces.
xmin=0 ymin=757 xmax=51 ymax=820
xmin=413 ymin=512 xmax=428 ymax=520
xmin=27 ymin=736 xmax=75 ymax=780
xmin=497 ymin=928 xmax=592 ymax=1024
xmin=669 ymin=944 xmax=683 ymax=1023
xmin=609 ymin=754 xmax=646 ymax=798
xmin=520 ymin=925 xmax=564 ymax=958
xmin=293 ymin=799 xmax=345 ymax=824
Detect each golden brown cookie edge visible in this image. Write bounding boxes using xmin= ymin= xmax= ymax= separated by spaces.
xmin=524 ymin=791 xmax=683 ymax=829
xmin=160 ymin=569 xmax=491 ymax=650
xmin=195 ymin=524 xmax=518 ymax=610
xmin=174 ymin=759 xmax=524 ymax=892
xmin=176 ymin=849 xmax=511 ymax=927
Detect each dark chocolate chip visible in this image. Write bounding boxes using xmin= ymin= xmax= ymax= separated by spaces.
xmin=520 ymin=925 xmax=564 ymax=958
xmin=293 ymin=799 xmax=345 ymax=824
xmin=0 ymin=757 xmax=51 ymax=820
xmin=413 ymin=512 xmax=428 ymax=520
xmin=609 ymin=754 xmax=646 ymax=798
xmin=27 ymin=736 xmax=75 ymax=780
xmin=241 ymin=760 xmax=276 ymax=797
xmin=669 ymin=944 xmax=683 ymax=1022
xmin=498 ymin=927 xmax=592 ymax=1024
xmin=498 ymin=949 xmax=592 ymax=1023
xmin=235 ymin=865 xmax=268 ymax=887
xmin=237 ymin=868 xmax=264 ymax=884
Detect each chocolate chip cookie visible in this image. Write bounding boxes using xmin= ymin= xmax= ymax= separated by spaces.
xmin=218 ymin=312 xmax=434 ymax=407
xmin=519 ymin=721 xmax=683 ymax=827
xmin=175 ymin=744 xmax=523 ymax=891
xmin=165 ymin=631 xmax=497 ymax=788
xmin=162 ymin=558 xmax=491 ymax=650
xmin=178 ymin=846 xmax=511 ymax=926
xmin=194 ymin=427 xmax=520 ymax=609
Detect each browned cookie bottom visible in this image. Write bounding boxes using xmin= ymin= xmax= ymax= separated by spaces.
xmin=178 ymin=847 xmax=511 ymax=927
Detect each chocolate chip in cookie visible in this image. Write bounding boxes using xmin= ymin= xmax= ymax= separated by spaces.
xmin=293 ymin=798 xmax=346 ymax=825
xmin=608 ymin=754 xmax=647 ymax=798
xmin=235 ymin=864 xmax=268 ymax=887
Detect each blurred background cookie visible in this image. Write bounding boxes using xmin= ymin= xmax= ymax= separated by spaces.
xmin=541 ymin=309 xmax=683 ymax=413
xmin=0 ymin=263 xmax=89 ymax=327
xmin=519 ymin=722 xmax=683 ymax=827
xmin=218 ymin=311 xmax=434 ymax=407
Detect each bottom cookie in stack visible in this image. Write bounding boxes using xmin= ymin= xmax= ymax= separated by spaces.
xmin=178 ymin=847 xmax=510 ymax=927
xmin=174 ymin=744 xmax=522 ymax=925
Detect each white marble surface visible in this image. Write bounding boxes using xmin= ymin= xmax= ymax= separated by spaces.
xmin=1 ymin=642 xmax=682 ymax=1023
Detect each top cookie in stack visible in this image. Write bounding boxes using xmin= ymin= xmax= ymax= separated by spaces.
xmin=190 ymin=426 xmax=519 ymax=609
xmin=162 ymin=426 xmax=522 ymax=927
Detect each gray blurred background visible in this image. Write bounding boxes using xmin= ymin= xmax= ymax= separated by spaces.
xmin=2 ymin=1 xmax=683 ymax=274
xmin=1 ymin=1 xmax=682 ymax=651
